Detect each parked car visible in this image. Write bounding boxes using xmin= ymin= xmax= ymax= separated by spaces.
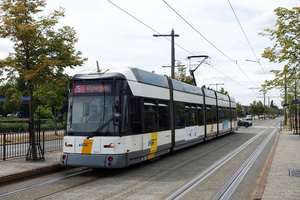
xmin=246 ymin=115 xmax=252 ymax=121
xmin=7 ymin=113 xmax=14 ymax=117
xmin=7 ymin=112 xmax=21 ymax=118
xmin=254 ymin=115 xmax=259 ymax=120
xmin=238 ymin=118 xmax=253 ymax=128
xmin=269 ymin=115 xmax=275 ymax=119
xmin=14 ymin=112 xmax=21 ymax=118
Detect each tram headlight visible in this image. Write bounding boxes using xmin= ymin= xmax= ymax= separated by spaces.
xmin=104 ymin=143 xmax=115 ymax=148
xmin=65 ymin=142 xmax=73 ymax=147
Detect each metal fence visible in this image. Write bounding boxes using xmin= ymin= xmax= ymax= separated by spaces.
xmin=0 ymin=120 xmax=65 ymax=161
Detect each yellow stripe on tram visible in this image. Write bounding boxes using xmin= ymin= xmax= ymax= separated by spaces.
xmin=81 ymin=139 xmax=93 ymax=154
xmin=210 ymin=124 xmax=214 ymax=139
xmin=148 ymin=132 xmax=158 ymax=159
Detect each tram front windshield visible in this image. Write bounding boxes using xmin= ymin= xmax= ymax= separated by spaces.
xmin=67 ymin=80 xmax=122 ymax=136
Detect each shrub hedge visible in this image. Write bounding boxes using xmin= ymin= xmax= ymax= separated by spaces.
xmin=0 ymin=120 xmax=65 ymax=133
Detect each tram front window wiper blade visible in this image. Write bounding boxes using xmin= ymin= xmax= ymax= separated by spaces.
xmin=87 ymin=117 xmax=114 ymax=139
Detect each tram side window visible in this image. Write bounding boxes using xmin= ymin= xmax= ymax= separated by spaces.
xmin=130 ymin=97 xmax=142 ymax=134
xmin=231 ymin=108 xmax=237 ymax=121
xmin=226 ymin=108 xmax=230 ymax=121
xmin=144 ymin=99 xmax=158 ymax=133
xmin=211 ymin=105 xmax=217 ymax=124
xmin=206 ymin=106 xmax=212 ymax=125
xmin=197 ymin=105 xmax=204 ymax=126
xmin=175 ymin=102 xmax=185 ymax=129
xmin=158 ymin=100 xmax=170 ymax=131
xmin=219 ymin=107 xmax=228 ymax=123
xmin=185 ymin=104 xmax=197 ymax=126
xmin=206 ymin=105 xmax=217 ymax=124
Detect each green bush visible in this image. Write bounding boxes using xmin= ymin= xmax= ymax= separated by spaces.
xmin=0 ymin=121 xmax=65 ymax=133
xmin=1 ymin=123 xmax=29 ymax=133
xmin=34 ymin=106 xmax=54 ymax=119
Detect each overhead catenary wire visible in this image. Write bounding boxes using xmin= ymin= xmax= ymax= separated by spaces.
xmin=107 ymin=0 xmax=194 ymax=56
xmin=227 ymin=0 xmax=269 ymax=80
xmin=162 ymin=0 xmax=258 ymax=87
xmin=107 ymin=0 xmax=258 ymax=92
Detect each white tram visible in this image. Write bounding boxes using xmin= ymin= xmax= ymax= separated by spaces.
xmin=60 ymin=68 xmax=237 ymax=168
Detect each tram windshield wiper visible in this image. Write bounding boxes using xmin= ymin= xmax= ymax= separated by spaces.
xmin=87 ymin=117 xmax=114 ymax=139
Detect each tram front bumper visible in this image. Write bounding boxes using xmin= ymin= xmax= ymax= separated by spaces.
xmin=60 ymin=153 xmax=127 ymax=168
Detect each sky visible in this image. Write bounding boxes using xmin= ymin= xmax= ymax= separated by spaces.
xmin=1 ymin=0 xmax=299 ymax=108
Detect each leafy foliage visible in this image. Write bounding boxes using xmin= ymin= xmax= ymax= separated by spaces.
xmin=259 ymin=6 xmax=300 ymax=105
xmin=0 ymin=0 xmax=87 ymax=158
xmin=249 ymin=100 xmax=264 ymax=115
xmin=34 ymin=106 xmax=54 ymax=119
xmin=2 ymin=88 xmax=22 ymax=113
xmin=236 ymin=102 xmax=244 ymax=117
xmin=175 ymin=64 xmax=194 ymax=85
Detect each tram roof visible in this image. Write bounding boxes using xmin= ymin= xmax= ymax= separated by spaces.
xmin=73 ymin=67 xmax=170 ymax=88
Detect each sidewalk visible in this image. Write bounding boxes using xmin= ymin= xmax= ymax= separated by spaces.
xmin=260 ymin=130 xmax=300 ymax=199
xmin=0 ymin=150 xmax=63 ymax=184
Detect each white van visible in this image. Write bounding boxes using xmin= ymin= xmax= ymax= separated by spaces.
xmin=246 ymin=115 xmax=252 ymax=121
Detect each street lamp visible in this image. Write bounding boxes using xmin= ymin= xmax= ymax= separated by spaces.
xmin=153 ymin=29 xmax=179 ymax=79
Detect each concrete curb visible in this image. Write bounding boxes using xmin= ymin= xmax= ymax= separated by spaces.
xmin=0 ymin=164 xmax=64 ymax=185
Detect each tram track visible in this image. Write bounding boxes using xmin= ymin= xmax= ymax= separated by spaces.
xmin=166 ymin=121 xmax=279 ymax=200
xmin=0 ymin=120 xmax=279 ymax=199
xmin=34 ymin=175 xmax=100 ymax=200
xmin=212 ymin=123 xmax=279 ymax=200
xmin=0 ymin=168 xmax=93 ymax=199
xmin=0 ymin=129 xmax=252 ymax=200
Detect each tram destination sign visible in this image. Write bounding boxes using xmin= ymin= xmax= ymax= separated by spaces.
xmin=74 ymin=84 xmax=111 ymax=93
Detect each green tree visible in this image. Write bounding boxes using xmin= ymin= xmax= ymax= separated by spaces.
xmin=0 ymin=0 xmax=87 ymax=160
xmin=0 ymin=81 xmax=16 ymax=98
xmin=2 ymin=88 xmax=22 ymax=114
xmin=259 ymin=6 xmax=300 ymax=103
xmin=257 ymin=100 xmax=265 ymax=115
xmin=219 ymin=87 xmax=229 ymax=95
xmin=236 ymin=102 xmax=244 ymax=117
xmin=175 ymin=63 xmax=194 ymax=85
xmin=249 ymin=100 xmax=264 ymax=116
xmin=201 ymin=85 xmax=216 ymax=91
xmin=34 ymin=81 xmax=67 ymax=135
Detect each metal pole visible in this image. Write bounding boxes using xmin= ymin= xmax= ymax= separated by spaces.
xmin=295 ymin=77 xmax=298 ymax=134
xmin=264 ymin=94 xmax=266 ymax=120
xmin=153 ymin=29 xmax=179 ymax=79
xmin=171 ymin=29 xmax=175 ymax=79
xmin=3 ymin=133 xmax=5 ymax=161
xmin=43 ymin=131 xmax=45 ymax=157
xmin=285 ymin=74 xmax=287 ymax=125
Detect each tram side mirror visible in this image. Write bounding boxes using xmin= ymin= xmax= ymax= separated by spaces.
xmin=62 ymin=100 xmax=68 ymax=113
xmin=114 ymin=100 xmax=120 ymax=112
xmin=114 ymin=113 xmax=121 ymax=125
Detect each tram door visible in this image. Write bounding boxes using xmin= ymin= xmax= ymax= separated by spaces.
xmin=142 ymin=99 xmax=159 ymax=159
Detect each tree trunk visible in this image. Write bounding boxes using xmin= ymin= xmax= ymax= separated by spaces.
xmin=29 ymin=84 xmax=37 ymax=160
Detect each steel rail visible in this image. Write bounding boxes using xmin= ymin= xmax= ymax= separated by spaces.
xmin=165 ymin=121 xmax=279 ymax=200
xmin=0 ymin=168 xmax=93 ymax=198
xmin=213 ymin=123 xmax=279 ymax=199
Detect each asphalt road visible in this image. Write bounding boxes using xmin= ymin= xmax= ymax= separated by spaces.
xmin=0 ymin=118 xmax=281 ymax=200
